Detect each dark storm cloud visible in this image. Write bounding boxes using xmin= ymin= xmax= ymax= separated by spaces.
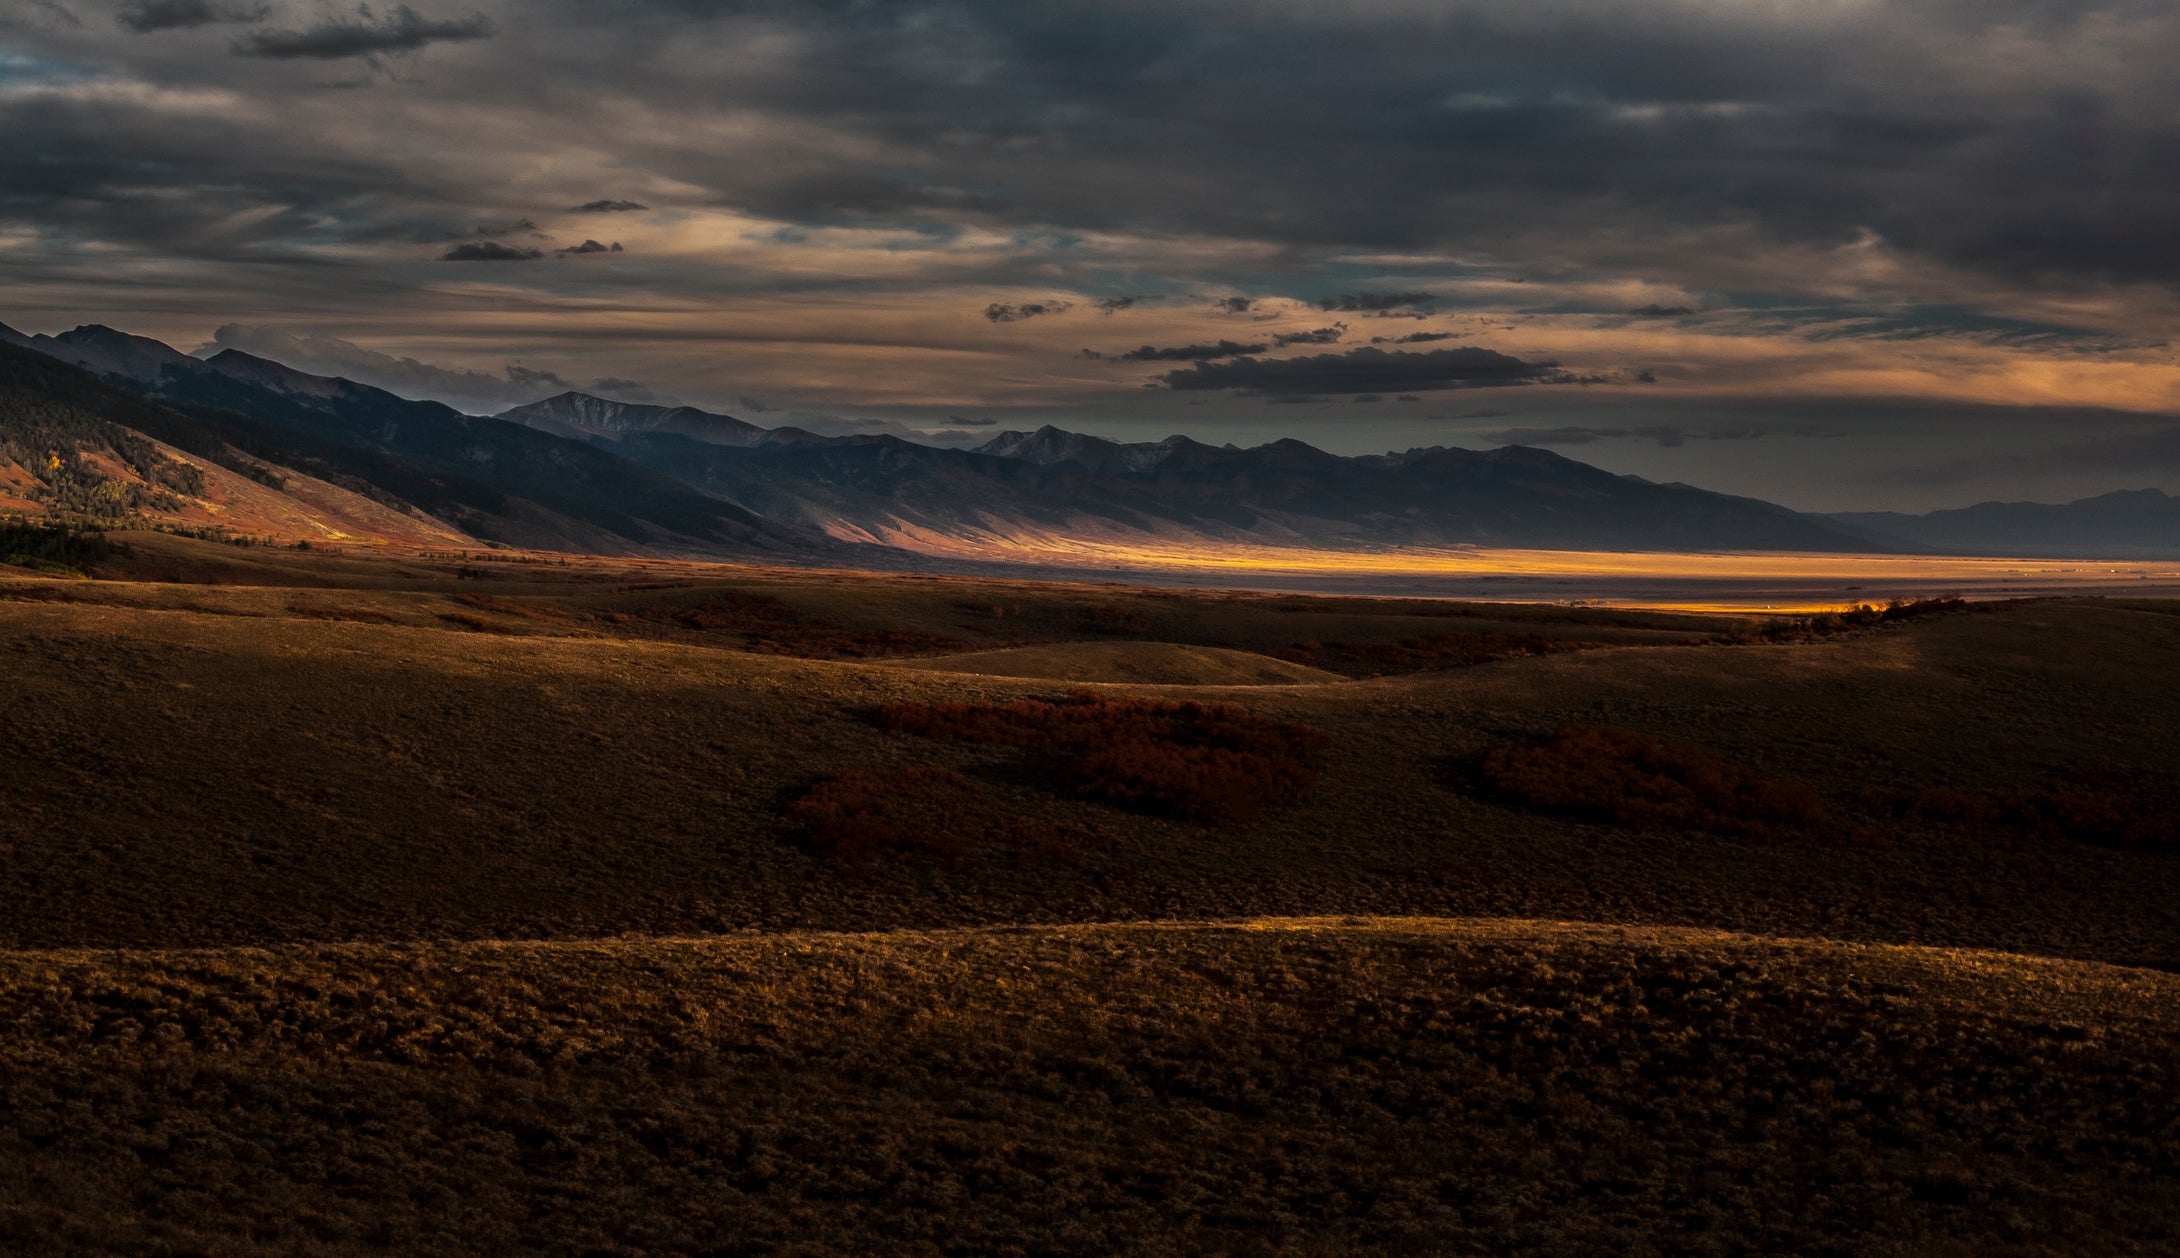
xmin=554 ymin=239 xmax=622 ymax=255
xmin=1370 ymin=331 xmax=1456 ymax=345
xmin=572 ymin=200 xmax=648 ymax=213
xmin=1272 ymin=324 xmax=1345 ymax=347
xmin=441 ymin=241 xmax=540 ymax=261
xmin=9 ymin=0 xmax=2180 ymax=295
xmin=235 ymin=5 xmax=495 ymax=60
xmin=1117 ymin=339 xmax=1268 ymax=362
xmin=1162 ymin=346 xmax=1576 ymax=395
xmin=116 ymin=0 xmax=265 ymax=32
xmin=1319 ymin=292 xmax=1437 ymax=313
xmin=984 ymin=301 xmax=1069 ymax=322
xmin=1483 ymin=425 xmax=1769 ymax=448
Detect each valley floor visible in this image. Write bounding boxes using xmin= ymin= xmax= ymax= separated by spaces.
xmin=2 ymin=533 xmax=2177 ymax=1253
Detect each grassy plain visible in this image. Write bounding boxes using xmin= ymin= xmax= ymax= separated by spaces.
xmin=2 ymin=529 xmax=2177 ymax=1252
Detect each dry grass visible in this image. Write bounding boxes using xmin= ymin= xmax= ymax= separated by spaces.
xmin=1272 ymin=629 xmax=1607 ymax=677
xmin=786 ymin=765 xmax=1088 ymax=863
xmin=0 ymin=919 xmax=2173 ymax=1255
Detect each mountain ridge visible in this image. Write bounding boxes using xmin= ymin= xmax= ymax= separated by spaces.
xmin=0 ymin=320 xmax=2028 ymax=560
xmin=1826 ymin=489 xmax=2180 ymax=559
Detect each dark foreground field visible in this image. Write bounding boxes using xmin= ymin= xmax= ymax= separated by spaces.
xmin=2 ymin=532 xmax=2178 ymax=1253
xmin=3 ymin=921 xmax=2177 ymax=1256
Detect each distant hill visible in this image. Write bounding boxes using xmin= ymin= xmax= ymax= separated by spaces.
xmin=1826 ymin=490 xmax=2180 ymax=559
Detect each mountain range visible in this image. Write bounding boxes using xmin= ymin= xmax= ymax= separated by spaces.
xmin=2 ymin=319 xmax=2171 ymax=561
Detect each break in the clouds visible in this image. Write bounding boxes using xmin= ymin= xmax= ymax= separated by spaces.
xmin=6 ymin=0 xmax=2180 ymax=507
xmin=1163 ymin=347 xmax=1577 ymax=396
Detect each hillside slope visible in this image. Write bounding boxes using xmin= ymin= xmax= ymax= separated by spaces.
xmin=0 ymin=919 xmax=2172 ymax=1254
xmin=3 ymin=330 xmax=826 ymax=557
xmin=0 ymin=342 xmax=468 ymax=544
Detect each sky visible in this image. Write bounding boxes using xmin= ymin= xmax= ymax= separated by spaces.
xmin=3 ymin=0 xmax=2179 ymax=511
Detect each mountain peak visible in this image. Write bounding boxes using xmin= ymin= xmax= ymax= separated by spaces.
xmin=29 ymin=324 xmax=200 ymax=384
xmin=202 ymin=348 xmax=345 ymax=397
xmin=498 ymin=391 xmax=765 ymax=447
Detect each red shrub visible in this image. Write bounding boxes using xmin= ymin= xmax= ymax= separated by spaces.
xmin=874 ymin=691 xmax=1329 ymax=823
xmin=1482 ymin=724 xmax=1828 ymax=836
xmin=1902 ymin=785 xmax=2176 ymax=852
xmin=786 ymin=767 xmax=1072 ymax=863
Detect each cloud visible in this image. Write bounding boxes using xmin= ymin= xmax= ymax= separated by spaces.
xmin=503 ymin=364 xmax=568 ymax=390
xmin=196 ymin=325 xmax=580 ymax=411
xmin=1272 ymin=324 xmax=1345 ymax=347
xmin=1094 ymin=296 xmax=1137 ymax=314
xmin=234 ymin=5 xmax=495 ymax=60
xmin=441 ymin=241 xmax=540 ymax=261
xmin=1319 ymin=292 xmax=1436 ymax=313
xmin=1212 ymin=297 xmax=1257 ymax=314
xmin=944 ymin=415 xmax=999 ymax=426
xmin=1117 ymin=340 xmax=1270 ymax=362
xmin=984 ymin=301 xmax=1071 ymax=322
xmin=1482 ymin=425 xmax=1769 ymax=448
xmin=116 ymin=0 xmax=264 ymax=32
xmin=1161 ymin=346 xmax=1578 ymax=395
xmin=1370 ymin=331 xmax=1456 ymax=345
xmin=572 ymin=199 xmax=648 ymax=213
xmin=736 ymin=396 xmax=774 ymax=413
xmin=1627 ymin=304 xmax=1695 ymax=318
xmin=554 ymin=239 xmax=622 ymax=255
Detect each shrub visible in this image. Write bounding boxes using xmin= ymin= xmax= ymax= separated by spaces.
xmin=874 ymin=691 xmax=1330 ymax=823
xmin=1482 ymin=724 xmax=1827 ymax=836
xmin=0 ymin=521 xmax=120 ymax=576
xmin=785 ymin=767 xmax=1083 ymax=863
xmin=1902 ymin=785 xmax=2175 ymax=853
